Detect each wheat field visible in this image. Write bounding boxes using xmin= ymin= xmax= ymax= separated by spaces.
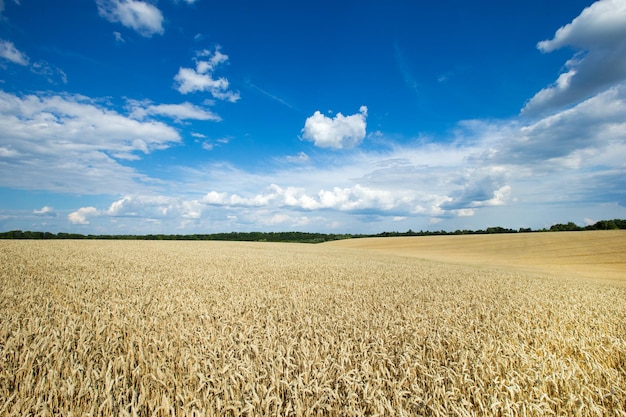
xmin=326 ymin=230 xmax=626 ymax=283
xmin=1 ymin=234 xmax=625 ymax=416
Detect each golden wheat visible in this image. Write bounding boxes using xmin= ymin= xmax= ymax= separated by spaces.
xmin=1 ymin=239 xmax=625 ymax=416
xmin=326 ymin=230 xmax=626 ymax=283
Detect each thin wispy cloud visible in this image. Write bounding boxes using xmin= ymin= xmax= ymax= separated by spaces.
xmin=97 ymin=0 xmax=164 ymax=37
xmin=128 ymin=100 xmax=222 ymax=122
xmin=247 ymin=82 xmax=296 ymax=110
xmin=393 ymin=42 xmax=419 ymax=95
xmin=0 ymin=39 xmax=28 ymax=65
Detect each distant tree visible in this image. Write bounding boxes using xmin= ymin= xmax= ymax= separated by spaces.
xmin=590 ymin=220 xmax=618 ymax=230
xmin=550 ymin=222 xmax=581 ymax=232
xmin=486 ymin=226 xmax=516 ymax=234
xmin=2 ymin=218 xmax=624 ymax=241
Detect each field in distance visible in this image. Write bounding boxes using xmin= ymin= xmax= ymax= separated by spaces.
xmin=1 ymin=239 xmax=625 ymax=416
xmin=326 ymin=230 xmax=626 ymax=283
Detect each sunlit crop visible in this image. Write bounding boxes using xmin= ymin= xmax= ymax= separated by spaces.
xmin=1 ymin=239 xmax=625 ymax=416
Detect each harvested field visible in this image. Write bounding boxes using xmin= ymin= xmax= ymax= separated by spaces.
xmin=1 ymin=237 xmax=625 ymax=416
xmin=326 ymin=230 xmax=626 ymax=283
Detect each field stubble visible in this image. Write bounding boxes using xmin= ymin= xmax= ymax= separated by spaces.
xmin=1 ymin=239 xmax=625 ymax=416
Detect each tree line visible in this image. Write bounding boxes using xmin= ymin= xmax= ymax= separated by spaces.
xmin=1 ymin=219 xmax=624 ymax=243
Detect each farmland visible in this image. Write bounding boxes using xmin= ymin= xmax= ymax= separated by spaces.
xmin=1 ymin=233 xmax=625 ymax=416
xmin=326 ymin=230 xmax=626 ymax=283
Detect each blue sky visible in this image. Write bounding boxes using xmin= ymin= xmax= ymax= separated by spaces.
xmin=1 ymin=0 xmax=625 ymax=234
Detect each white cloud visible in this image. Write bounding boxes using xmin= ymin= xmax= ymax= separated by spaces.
xmin=58 ymin=92 xmax=625 ymax=232
xmin=259 ymin=213 xmax=313 ymax=227
xmin=174 ymin=48 xmax=240 ymax=101
xmin=495 ymin=83 xmax=626 ymax=164
xmin=285 ymin=151 xmax=310 ymax=163
xmin=113 ymin=31 xmax=125 ymax=43
xmin=523 ymin=0 xmax=626 ymax=115
xmin=0 ymin=91 xmax=180 ymax=153
xmin=0 ymin=40 xmax=67 ymax=84
xmin=0 ymin=146 xmax=19 ymax=157
xmin=195 ymin=136 xmax=230 ymax=152
xmin=107 ymin=195 xmax=203 ymax=219
xmin=0 ymin=39 xmax=29 ymax=65
xmin=0 ymin=90 xmax=180 ymax=194
xmin=97 ymin=0 xmax=164 ymax=37
xmin=128 ymin=100 xmax=221 ymax=122
xmin=68 ymin=207 xmax=99 ymax=225
xmin=20 ymin=72 xmax=624 ymax=233
xmin=33 ymin=206 xmax=57 ymax=217
xmin=30 ymin=60 xmax=67 ymax=84
xmin=441 ymin=170 xmax=511 ymax=211
xmin=199 ymin=183 xmax=416 ymax=214
xmin=67 ymin=195 xmax=208 ymax=229
xmin=188 ymin=82 xmax=624 ymax=224
xmin=537 ymin=0 xmax=626 ymax=53
xmin=301 ymin=106 xmax=368 ymax=149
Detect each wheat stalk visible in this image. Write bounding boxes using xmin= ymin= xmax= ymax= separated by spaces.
xmin=1 ymin=239 xmax=625 ymax=416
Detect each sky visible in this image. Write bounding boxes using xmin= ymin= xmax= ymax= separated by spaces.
xmin=0 ymin=0 xmax=625 ymax=234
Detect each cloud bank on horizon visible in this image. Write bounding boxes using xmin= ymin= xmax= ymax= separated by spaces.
xmin=0 ymin=0 xmax=624 ymax=234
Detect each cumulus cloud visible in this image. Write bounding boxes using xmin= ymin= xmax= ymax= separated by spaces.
xmin=68 ymin=207 xmax=99 ymax=224
xmin=0 ymin=39 xmax=29 ymax=65
xmin=33 ymin=206 xmax=57 ymax=217
xmin=523 ymin=0 xmax=626 ymax=115
xmin=32 ymin=71 xmax=626 ymax=233
xmin=69 ymin=169 xmax=512 ymax=231
xmin=67 ymin=195 xmax=208 ymax=228
xmin=97 ymin=0 xmax=164 ymax=37
xmin=302 ymin=106 xmax=368 ymax=149
xmin=59 ymin=85 xmax=626 ymax=232
xmin=0 ymin=90 xmax=180 ymax=193
xmin=65 ymin=193 xmax=333 ymax=232
xmin=201 ymin=183 xmax=414 ymax=214
xmin=62 ymin=185 xmax=407 ymax=232
xmin=288 ymin=84 xmax=624 ymax=219
xmin=107 ymin=195 xmax=204 ymax=219
xmin=174 ymin=48 xmax=240 ymax=101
